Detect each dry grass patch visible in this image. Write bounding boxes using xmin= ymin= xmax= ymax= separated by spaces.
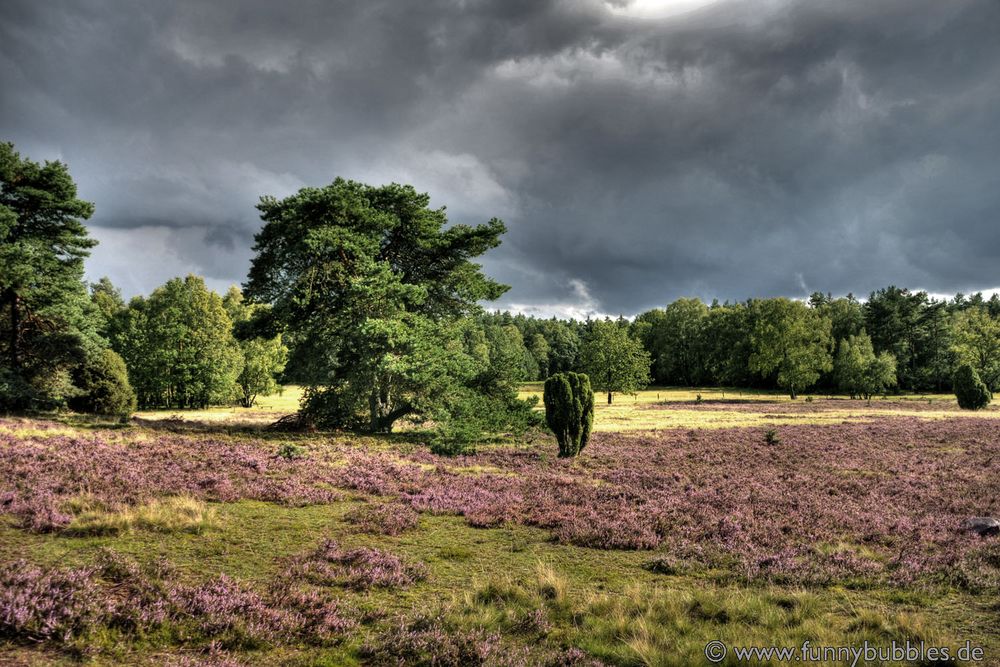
xmin=63 ymin=495 xmax=217 ymax=537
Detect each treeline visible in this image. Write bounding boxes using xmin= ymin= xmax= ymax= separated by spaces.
xmin=3 ymin=139 xmax=997 ymax=427
xmin=95 ymin=277 xmax=287 ymax=410
xmin=481 ymin=288 xmax=1000 ymax=398
xmin=0 ymin=141 xmax=289 ymax=416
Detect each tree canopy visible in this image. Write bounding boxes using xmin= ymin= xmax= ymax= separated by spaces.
xmin=748 ymin=298 xmax=832 ymax=399
xmin=833 ymin=332 xmax=897 ymax=401
xmin=580 ymin=319 xmax=650 ymax=404
xmin=109 ymin=276 xmax=243 ymax=409
xmin=244 ymin=178 xmax=509 ymax=432
xmin=222 ymin=287 xmax=288 ymax=408
xmin=0 ymin=142 xmax=101 ymax=410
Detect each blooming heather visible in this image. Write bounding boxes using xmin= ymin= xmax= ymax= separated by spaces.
xmin=2 ymin=413 xmax=999 ymax=587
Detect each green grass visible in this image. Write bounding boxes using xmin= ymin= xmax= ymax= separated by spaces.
xmin=4 ymin=496 xmax=997 ymax=664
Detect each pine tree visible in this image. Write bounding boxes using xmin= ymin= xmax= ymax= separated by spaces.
xmin=0 ymin=142 xmax=100 ymax=409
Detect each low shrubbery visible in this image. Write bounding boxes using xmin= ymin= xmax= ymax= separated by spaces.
xmin=68 ymin=348 xmax=137 ymax=418
xmin=0 ymin=550 xmax=355 ymax=651
xmin=954 ymin=363 xmax=991 ymax=410
xmin=292 ymin=539 xmax=427 ymax=590
xmin=346 ymin=501 xmax=419 ymax=536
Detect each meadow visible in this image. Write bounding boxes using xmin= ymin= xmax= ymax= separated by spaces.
xmin=2 ymin=388 xmax=999 ymax=666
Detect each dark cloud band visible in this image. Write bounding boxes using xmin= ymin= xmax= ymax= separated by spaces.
xmin=2 ymin=0 xmax=998 ymax=313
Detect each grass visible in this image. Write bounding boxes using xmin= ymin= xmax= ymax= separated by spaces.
xmin=519 ymin=384 xmax=1000 ymax=432
xmin=2 ymin=387 xmax=999 ymax=664
xmin=62 ymin=495 xmax=217 ymax=537
xmin=5 ymin=499 xmax=991 ymax=664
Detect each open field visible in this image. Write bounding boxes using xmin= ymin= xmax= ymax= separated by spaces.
xmin=2 ymin=390 xmax=999 ymax=665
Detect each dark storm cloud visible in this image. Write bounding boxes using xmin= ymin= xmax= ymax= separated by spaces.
xmin=2 ymin=0 xmax=999 ymax=314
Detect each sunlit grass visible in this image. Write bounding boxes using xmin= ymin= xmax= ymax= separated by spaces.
xmin=62 ymin=495 xmax=217 ymax=537
xmin=518 ymin=385 xmax=1000 ymax=431
xmin=124 ymin=383 xmax=1000 ymax=434
xmin=132 ymin=385 xmax=303 ymax=424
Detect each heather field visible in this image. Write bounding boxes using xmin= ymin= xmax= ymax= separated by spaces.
xmin=2 ymin=390 xmax=999 ymax=666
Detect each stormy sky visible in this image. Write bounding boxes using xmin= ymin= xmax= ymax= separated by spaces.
xmin=2 ymin=0 xmax=999 ymax=317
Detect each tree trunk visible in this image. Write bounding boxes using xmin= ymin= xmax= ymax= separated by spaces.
xmin=369 ymin=380 xmax=412 ymax=433
xmin=607 ymin=391 xmax=612 ymax=405
xmin=790 ymin=387 xmax=797 ymax=399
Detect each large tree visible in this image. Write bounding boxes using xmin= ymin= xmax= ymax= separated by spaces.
xmin=833 ymin=332 xmax=897 ymax=401
xmin=580 ymin=318 xmax=650 ymax=404
xmin=644 ymin=298 xmax=709 ymax=385
xmin=0 ymin=142 xmax=100 ymax=409
xmin=244 ymin=178 xmax=508 ymax=432
xmin=951 ymin=308 xmax=1000 ymax=391
xmin=110 ymin=276 xmax=243 ymax=409
xmin=748 ymin=298 xmax=832 ymax=399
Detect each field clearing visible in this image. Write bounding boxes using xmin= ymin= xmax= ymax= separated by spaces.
xmin=520 ymin=384 xmax=1000 ymax=431
xmin=2 ymin=390 xmax=999 ymax=665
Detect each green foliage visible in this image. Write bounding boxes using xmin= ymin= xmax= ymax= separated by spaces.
xmin=0 ymin=141 xmax=101 ymax=410
xmin=864 ymin=286 xmax=953 ymax=391
xmin=429 ymin=421 xmax=479 ymax=456
xmin=580 ymin=319 xmax=650 ymax=404
xmin=764 ymin=429 xmax=780 ymax=445
xmin=833 ymin=332 xmax=897 ymax=400
xmin=543 ymin=372 xmax=594 ymax=457
xmin=642 ymin=298 xmax=710 ymax=385
xmin=67 ymin=348 xmax=136 ymax=417
xmin=702 ymin=303 xmax=756 ymax=387
xmin=244 ymin=178 xmax=508 ymax=433
xmin=431 ymin=382 xmax=543 ymax=456
xmin=89 ymin=277 xmax=124 ymax=337
xmin=527 ymin=333 xmax=550 ymax=380
xmin=953 ymin=363 xmax=991 ymax=410
xmin=951 ymin=308 xmax=1000 ymax=392
xmin=748 ymin=298 xmax=832 ymax=399
xmin=222 ymin=287 xmax=288 ymax=408
xmin=276 ymin=442 xmax=306 ymax=460
xmin=109 ymin=276 xmax=243 ymax=409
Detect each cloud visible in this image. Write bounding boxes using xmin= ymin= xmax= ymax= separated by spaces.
xmin=2 ymin=0 xmax=999 ymax=313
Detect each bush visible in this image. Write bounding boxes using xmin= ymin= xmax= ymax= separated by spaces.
xmin=68 ymin=349 xmax=137 ymax=418
xmin=430 ymin=388 xmax=543 ymax=456
xmin=954 ymin=363 xmax=991 ymax=410
xmin=346 ymin=502 xmax=419 ymax=536
xmin=430 ymin=423 xmax=479 ymax=456
xmin=277 ymin=442 xmax=306 ymax=460
xmin=543 ymin=372 xmax=594 ymax=457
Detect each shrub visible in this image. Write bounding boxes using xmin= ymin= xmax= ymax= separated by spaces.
xmin=346 ymin=502 xmax=419 ymax=536
xmin=764 ymin=429 xmax=780 ymax=445
xmin=360 ymin=614 xmax=507 ymax=667
xmin=430 ymin=421 xmax=479 ymax=456
xmin=295 ymin=539 xmax=427 ymax=590
xmin=68 ymin=349 xmax=137 ymax=418
xmin=0 ymin=560 xmax=102 ymax=643
xmin=277 ymin=442 xmax=306 ymax=460
xmin=431 ymin=389 xmax=543 ymax=456
xmin=954 ymin=364 xmax=991 ymax=410
xmin=543 ymin=372 xmax=594 ymax=457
